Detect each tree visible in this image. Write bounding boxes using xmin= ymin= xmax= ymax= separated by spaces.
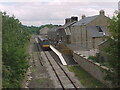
xmin=2 ymin=12 xmax=30 ymax=88
xmin=104 ymin=13 xmax=120 ymax=87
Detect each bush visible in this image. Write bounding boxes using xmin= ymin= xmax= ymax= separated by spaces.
xmin=2 ymin=12 xmax=30 ymax=88
xmin=88 ymin=56 xmax=98 ymax=62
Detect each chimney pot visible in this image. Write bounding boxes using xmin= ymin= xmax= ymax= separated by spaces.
xmin=82 ymin=15 xmax=86 ymax=19
xmin=99 ymin=10 xmax=105 ymax=15
xmin=71 ymin=16 xmax=78 ymax=22
xmin=65 ymin=18 xmax=71 ymax=24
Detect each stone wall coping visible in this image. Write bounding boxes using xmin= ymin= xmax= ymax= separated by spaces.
xmin=74 ymin=52 xmax=109 ymax=71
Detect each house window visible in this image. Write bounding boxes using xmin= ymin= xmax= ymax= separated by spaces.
xmin=96 ymin=26 xmax=103 ymax=33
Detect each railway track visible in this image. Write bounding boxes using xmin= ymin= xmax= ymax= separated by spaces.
xmin=34 ymin=38 xmax=80 ymax=89
xmin=31 ymin=48 xmax=36 ymax=66
xmin=44 ymin=51 xmax=78 ymax=89
xmin=35 ymin=42 xmax=43 ymax=66
xmin=49 ymin=51 xmax=81 ymax=88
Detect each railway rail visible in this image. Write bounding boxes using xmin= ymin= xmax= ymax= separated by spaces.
xmin=35 ymin=37 xmax=81 ymax=89
xmin=31 ymin=49 xmax=36 ymax=66
xmin=44 ymin=51 xmax=77 ymax=89
xmin=35 ymin=42 xmax=43 ymax=66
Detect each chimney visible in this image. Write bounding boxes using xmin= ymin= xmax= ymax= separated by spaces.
xmin=65 ymin=18 xmax=71 ymax=24
xmin=71 ymin=16 xmax=78 ymax=22
xmin=82 ymin=15 xmax=86 ymax=19
xmin=118 ymin=1 xmax=120 ymax=13
xmin=99 ymin=10 xmax=105 ymax=16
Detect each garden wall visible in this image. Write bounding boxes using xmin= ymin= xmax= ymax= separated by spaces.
xmin=73 ymin=51 xmax=112 ymax=87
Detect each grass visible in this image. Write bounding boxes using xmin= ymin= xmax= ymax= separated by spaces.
xmin=36 ymin=79 xmax=46 ymax=84
xmin=31 ymin=67 xmax=37 ymax=72
xmin=88 ymin=56 xmax=98 ymax=62
xmin=67 ymin=65 xmax=108 ymax=88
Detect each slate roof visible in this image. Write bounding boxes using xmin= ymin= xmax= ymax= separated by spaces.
xmin=40 ymin=26 xmax=50 ymax=35
xmin=64 ymin=21 xmax=77 ymax=28
xmin=47 ymin=27 xmax=58 ymax=36
xmin=72 ymin=15 xmax=98 ymax=26
xmin=48 ymin=27 xmax=58 ymax=32
xmin=87 ymin=26 xmax=109 ymax=37
xmin=61 ymin=21 xmax=77 ymax=35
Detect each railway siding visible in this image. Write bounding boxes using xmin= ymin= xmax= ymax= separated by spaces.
xmin=49 ymin=46 xmax=84 ymax=88
xmin=60 ymin=65 xmax=84 ymax=88
xmin=45 ymin=51 xmax=75 ymax=88
xmin=36 ymin=36 xmax=84 ymax=89
xmin=40 ymin=51 xmax=62 ymax=88
xmin=25 ymin=36 xmax=54 ymax=88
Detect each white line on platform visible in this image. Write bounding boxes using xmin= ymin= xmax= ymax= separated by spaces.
xmin=50 ymin=45 xmax=67 ymax=66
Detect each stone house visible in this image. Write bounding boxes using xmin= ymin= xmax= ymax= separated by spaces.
xmin=58 ymin=16 xmax=78 ymax=44
xmin=47 ymin=27 xmax=58 ymax=41
xmin=47 ymin=16 xmax=78 ymax=45
xmin=40 ymin=26 xmax=50 ymax=37
xmin=70 ymin=10 xmax=110 ymax=50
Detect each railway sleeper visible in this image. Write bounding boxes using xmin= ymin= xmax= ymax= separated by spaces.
xmin=45 ymin=51 xmax=75 ymax=88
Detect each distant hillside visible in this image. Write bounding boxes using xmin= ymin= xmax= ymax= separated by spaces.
xmin=39 ymin=24 xmax=61 ymax=30
xmin=22 ymin=24 xmax=61 ymax=35
xmin=21 ymin=25 xmax=39 ymax=34
xmin=39 ymin=24 xmax=61 ymax=35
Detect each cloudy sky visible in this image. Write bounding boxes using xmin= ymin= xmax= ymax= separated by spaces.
xmin=0 ymin=0 xmax=119 ymax=26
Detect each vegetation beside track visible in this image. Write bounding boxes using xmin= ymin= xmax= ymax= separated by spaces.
xmin=67 ymin=65 xmax=107 ymax=88
xmin=2 ymin=12 xmax=31 ymax=88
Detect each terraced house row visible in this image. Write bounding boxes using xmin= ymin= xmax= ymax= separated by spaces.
xmin=46 ymin=10 xmax=111 ymax=63
xmin=39 ymin=10 xmax=117 ymax=87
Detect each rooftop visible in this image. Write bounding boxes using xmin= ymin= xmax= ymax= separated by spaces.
xmin=72 ymin=15 xmax=98 ymax=26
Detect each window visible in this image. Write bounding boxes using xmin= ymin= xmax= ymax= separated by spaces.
xmin=96 ymin=26 xmax=103 ymax=32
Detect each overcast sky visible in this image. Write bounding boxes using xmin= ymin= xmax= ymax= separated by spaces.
xmin=0 ymin=0 xmax=119 ymax=26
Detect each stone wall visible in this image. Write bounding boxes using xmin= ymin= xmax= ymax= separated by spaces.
xmin=70 ymin=15 xmax=110 ymax=50
xmin=59 ymin=43 xmax=73 ymax=55
xmin=73 ymin=52 xmax=112 ymax=87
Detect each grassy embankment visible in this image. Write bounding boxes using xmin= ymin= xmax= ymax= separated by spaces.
xmin=67 ymin=65 xmax=108 ymax=88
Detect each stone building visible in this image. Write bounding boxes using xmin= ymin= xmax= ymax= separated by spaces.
xmin=47 ymin=16 xmax=78 ymax=44
xmin=70 ymin=10 xmax=110 ymax=51
xmin=59 ymin=16 xmax=78 ymax=44
xmin=40 ymin=26 xmax=50 ymax=37
xmin=47 ymin=27 xmax=58 ymax=41
xmin=47 ymin=16 xmax=78 ymax=55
